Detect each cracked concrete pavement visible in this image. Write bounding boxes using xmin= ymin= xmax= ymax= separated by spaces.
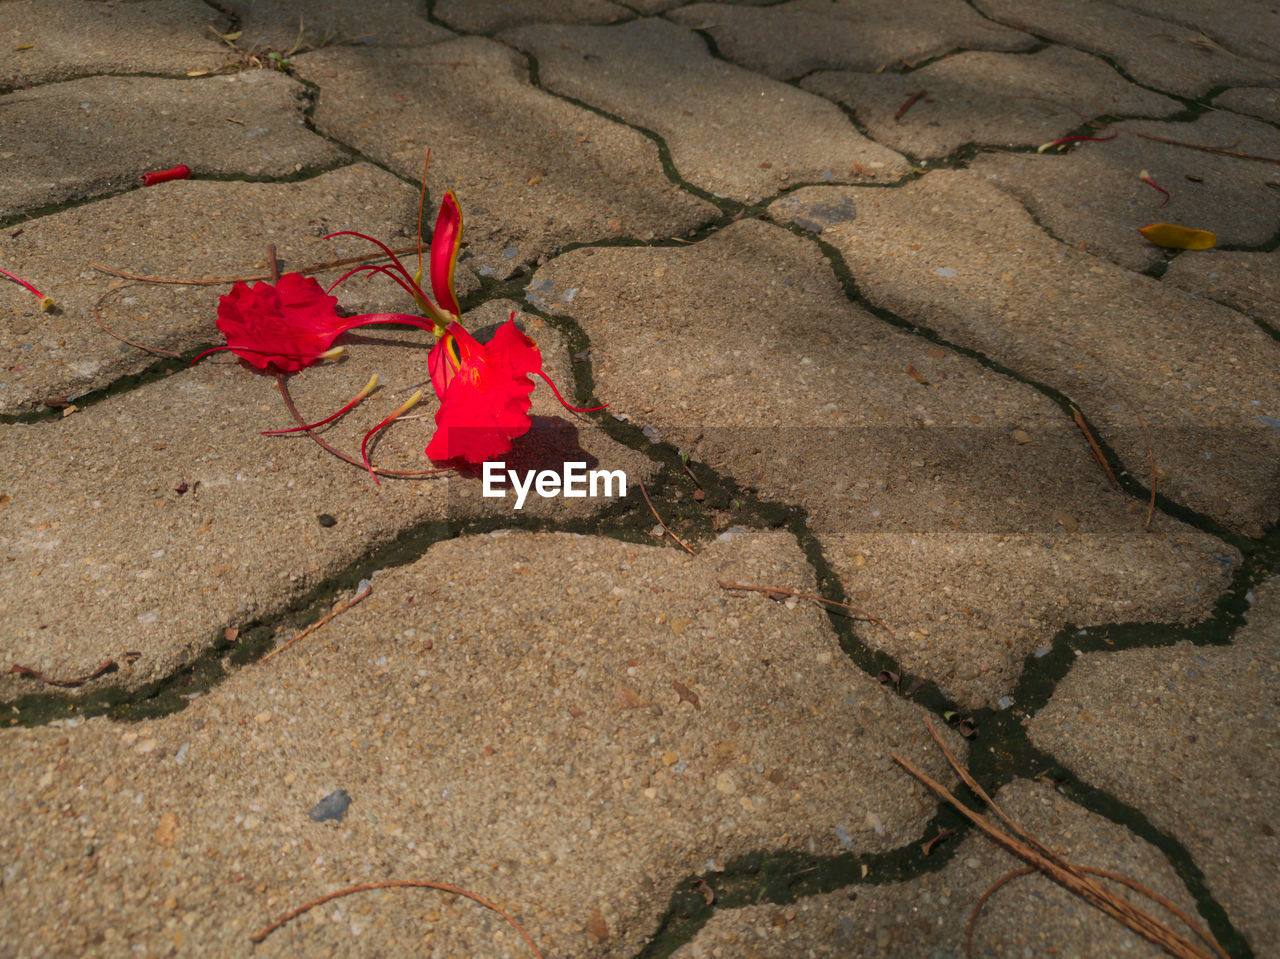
xmin=2 ymin=1 xmax=1277 ymax=957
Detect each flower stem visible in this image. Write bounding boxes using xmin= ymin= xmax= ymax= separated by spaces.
xmin=361 ymin=390 xmax=425 ymax=485
xmin=262 ymin=374 xmax=379 ymax=434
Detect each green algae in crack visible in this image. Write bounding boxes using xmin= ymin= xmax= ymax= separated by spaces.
xmin=0 ymin=350 xmax=203 ymax=425
xmin=635 ymin=804 xmax=970 ymax=959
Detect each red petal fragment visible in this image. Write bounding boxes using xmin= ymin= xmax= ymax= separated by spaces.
xmin=430 ymin=191 xmax=463 ymax=318
xmin=141 ymin=164 xmax=191 ymax=186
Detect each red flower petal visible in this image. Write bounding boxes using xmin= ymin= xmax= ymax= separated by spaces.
xmin=214 ymin=273 xmax=437 ymax=372
xmin=425 ymin=320 xmax=542 ymax=463
xmin=430 ymin=191 xmax=463 ymax=318
xmin=215 ymin=273 xmax=346 ymax=372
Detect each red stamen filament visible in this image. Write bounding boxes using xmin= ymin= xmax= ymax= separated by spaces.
xmin=1139 ymin=169 xmax=1170 ymax=207
xmin=325 ymin=230 xmax=449 ymax=327
xmin=262 ymin=374 xmax=379 ymax=434
xmin=533 ymin=370 xmax=607 ymax=413
xmin=328 ymin=263 xmax=429 ymax=307
xmin=1036 ymin=133 xmax=1117 ymax=153
xmin=1 ymin=267 xmax=53 ymax=310
xmin=361 ymin=390 xmax=424 ymax=485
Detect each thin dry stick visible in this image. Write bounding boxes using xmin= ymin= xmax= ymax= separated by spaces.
xmin=717 ymin=581 xmax=896 ymax=639
xmin=92 ymin=284 xmax=182 ymax=358
xmin=9 ymin=659 xmax=119 ymax=687
xmin=967 ymin=865 xmax=1228 ymax=959
xmin=635 ymin=474 xmax=894 ymax=636
xmin=89 ymin=243 xmax=422 ymax=287
xmin=636 ymin=472 xmax=698 ymax=556
xmin=258 ymin=584 xmax=370 ymax=665
xmin=893 ymin=747 xmax=1219 ymax=959
xmin=1131 ymin=131 xmax=1280 ymax=165
xmin=250 ymin=879 xmax=542 ymax=956
xmin=274 ymin=373 xmax=452 ymax=479
xmin=924 ymin=718 xmax=1057 ymax=859
xmin=1070 ymin=406 xmax=1119 ymax=489
xmin=895 ymin=90 xmax=927 ymax=121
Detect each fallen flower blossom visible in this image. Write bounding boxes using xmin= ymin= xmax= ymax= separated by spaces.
xmin=1138 ymin=223 xmax=1216 ymax=250
xmin=426 ymin=315 xmax=605 ymax=465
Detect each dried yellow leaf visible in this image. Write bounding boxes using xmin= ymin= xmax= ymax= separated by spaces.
xmin=1138 ymin=223 xmax=1216 ymax=250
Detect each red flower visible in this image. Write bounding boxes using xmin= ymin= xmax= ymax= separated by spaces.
xmin=208 ymin=188 xmax=464 ymax=373
xmin=208 ymin=273 xmax=438 ymax=372
xmin=425 ymin=319 xmax=542 ymax=463
xmin=214 ymin=272 xmax=346 ymax=372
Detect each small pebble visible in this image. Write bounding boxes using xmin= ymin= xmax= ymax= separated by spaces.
xmin=309 ymin=789 xmax=352 ymax=823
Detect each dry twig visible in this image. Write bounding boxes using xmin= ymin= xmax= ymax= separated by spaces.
xmin=893 ymin=719 xmax=1226 ymax=959
xmin=1070 ymin=406 xmax=1119 ymax=489
xmin=636 ymin=472 xmax=697 ymax=556
xmin=716 ymin=581 xmax=896 ymax=639
xmin=1131 ymin=131 xmax=1280 ymax=165
xmin=258 ymin=584 xmax=371 ymax=665
xmin=92 ymin=284 xmax=182 ymax=358
xmin=9 ymin=658 xmax=121 ymax=687
xmin=250 ymin=879 xmax=542 ymax=956
xmin=89 ymin=243 xmax=422 ymax=287
xmin=895 ymin=90 xmax=927 ymax=121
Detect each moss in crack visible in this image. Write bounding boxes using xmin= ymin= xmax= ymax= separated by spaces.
xmin=0 ymin=351 xmax=205 ymax=425
xmin=636 ymin=804 xmax=969 ymax=959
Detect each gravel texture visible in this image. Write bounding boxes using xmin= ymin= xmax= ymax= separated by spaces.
xmin=531 ymin=220 xmax=1237 ymax=708
xmin=0 ymin=529 xmax=963 ymax=958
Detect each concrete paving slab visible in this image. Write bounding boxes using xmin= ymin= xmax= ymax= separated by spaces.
xmin=0 ymin=529 xmax=964 ymax=957
xmin=530 ymin=220 xmax=1237 ymax=707
xmin=0 ymin=300 xmax=642 ymax=699
xmin=1 ymin=71 xmax=340 ymax=220
xmin=0 ymin=0 xmax=229 ymax=90
xmin=1029 ymin=575 xmax=1280 ymax=955
xmin=667 ymin=0 xmax=1034 ymax=80
xmin=973 ymin=0 xmax=1279 ymax=98
xmin=215 ymin=0 xmax=454 ymax=51
xmin=1212 ymin=85 xmax=1280 ymax=123
xmin=974 ymin=112 xmax=1280 ymax=273
xmin=803 ymin=45 xmax=1180 ymax=160
xmin=674 ymin=779 xmax=1206 ymax=958
xmin=1161 ymin=249 xmax=1280 ymax=333
xmin=0 ymin=163 xmax=448 ymax=416
xmin=1102 ymin=0 xmax=1280 ymax=67
xmin=770 ymin=175 xmax=1280 ymax=536
xmin=293 ymin=37 xmax=714 ymax=277
xmin=433 ymin=0 xmax=632 ymax=34
xmin=501 ymin=19 xmax=910 ymax=203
